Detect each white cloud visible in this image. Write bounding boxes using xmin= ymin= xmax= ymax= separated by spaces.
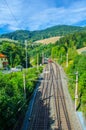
xmin=26 ymin=2 xmax=86 ymax=30
xmin=0 ymin=0 xmax=86 ymax=33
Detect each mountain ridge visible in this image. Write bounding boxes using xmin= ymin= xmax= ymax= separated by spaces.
xmin=0 ymin=25 xmax=86 ymax=42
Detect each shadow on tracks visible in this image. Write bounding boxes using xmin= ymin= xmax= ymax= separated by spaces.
xmin=28 ymin=89 xmax=56 ymax=130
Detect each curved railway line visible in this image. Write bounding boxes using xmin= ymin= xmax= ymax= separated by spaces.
xmin=27 ymin=62 xmax=82 ymax=130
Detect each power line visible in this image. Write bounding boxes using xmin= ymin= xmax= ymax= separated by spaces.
xmin=3 ymin=0 xmax=18 ymax=25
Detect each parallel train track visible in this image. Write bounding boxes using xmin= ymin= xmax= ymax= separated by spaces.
xmin=51 ymin=63 xmax=71 ymax=130
xmin=28 ymin=63 xmax=72 ymax=130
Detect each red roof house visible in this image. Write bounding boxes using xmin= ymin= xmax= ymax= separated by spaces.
xmin=0 ymin=53 xmax=8 ymax=68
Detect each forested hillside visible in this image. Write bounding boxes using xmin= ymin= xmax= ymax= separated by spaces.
xmin=0 ymin=39 xmax=28 ymax=68
xmin=51 ymin=31 xmax=86 ymax=115
xmin=0 ymin=28 xmax=86 ymax=129
xmin=0 ymin=38 xmax=54 ymax=68
xmin=0 ymin=31 xmax=86 ymax=68
xmin=55 ymin=31 xmax=86 ymax=49
xmin=0 ymin=25 xmax=85 ymax=42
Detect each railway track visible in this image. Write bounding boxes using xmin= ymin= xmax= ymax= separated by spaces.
xmin=28 ymin=62 xmax=81 ymax=130
xmin=51 ymin=63 xmax=71 ymax=130
xmin=28 ymin=64 xmax=51 ymax=130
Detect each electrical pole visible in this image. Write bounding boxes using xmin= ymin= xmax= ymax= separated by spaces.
xmin=61 ymin=54 xmax=62 ymax=61
xmin=22 ymin=40 xmax=27 ymax=101
xmin=37 ymin=53 xmax=39 ymax=70
xmin=23 ymin=72 xmax=26 ymax=100
xmin=66 ymin=52 xmax=68 ymax=67
xmin=10 ymin=52 xmax=12 ymax=67
xmin=42 ymin=52 xmax=44 ymax=64
xmin=75 ymin=71 xmax=78 ymax=111
xmin=25 ymin=40 xmax=28 ymax=70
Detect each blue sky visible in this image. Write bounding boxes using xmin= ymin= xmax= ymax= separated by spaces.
xmin=0 ymin=0 xmax=86 ymax=34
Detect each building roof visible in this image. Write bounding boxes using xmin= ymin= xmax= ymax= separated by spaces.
xmin=0 ymin=54 xmax=6 ymax=58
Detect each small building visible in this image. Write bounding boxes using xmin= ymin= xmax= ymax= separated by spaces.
xmin=0 ymin=54 xmax=8 ymax=69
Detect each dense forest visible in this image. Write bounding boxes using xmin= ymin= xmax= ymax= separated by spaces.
xmin=51 ymin=31 xmax=86 ymax=115
xmin=0 ymin=40 xmax=28 ymax=68
xmin=0 ymin=67 xmax=43 ymax=130
xmin=56 ymin=31 xmax=86 ymax=49
xmin=65 ymin=54 xmax=86 ymax=113
xmin=0 ymin=39 xmax=54 ymax=68
xmin=51 ymin=32 xmax=86 ymax=63
xmin=0 ymin=25 xmax=86 ymax=42
xmin=0 ymin=27 xmax=86 ymax=129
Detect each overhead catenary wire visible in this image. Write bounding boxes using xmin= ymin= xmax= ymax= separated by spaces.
xmin=13 ymin=96 xmax=31 ymax=130
xmin=3 ymin=0 xmax=19 ymax=25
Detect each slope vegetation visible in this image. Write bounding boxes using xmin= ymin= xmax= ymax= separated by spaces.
xmin=34 ymin=36 xmax=61 ymax=44
xmin=0 ymin=25 xmax=85 ymax=42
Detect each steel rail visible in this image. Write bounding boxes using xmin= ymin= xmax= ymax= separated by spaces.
xmin=30 ymin=64 xmax=51 ymax=130
xmin=50 ymin=63 xmax=62 ymax=129
xmin=53 ymin=63 xmax=72 ymax=130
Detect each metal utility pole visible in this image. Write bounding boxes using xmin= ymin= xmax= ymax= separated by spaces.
xmin=42 ymin=52 xmax=44 ymax=64
xmin=66 ymin=52 xmax=68 ymax=67
xmin=25 ymin=40 xmax=28 ymax=70
xmin=37 ymin=53 xmax=39 ymax=70
xmin=61 ymin=54 xmax=62 ymax=61
xmin=75 ymin=71 xmax=78 ymax=111
xmin=23 ymin=73 xmax=26 ymax=100
xmin=9 ymin=52 xmax=12 ymax=67
xmin=22 ymin=40 xmax=28 ymax=101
